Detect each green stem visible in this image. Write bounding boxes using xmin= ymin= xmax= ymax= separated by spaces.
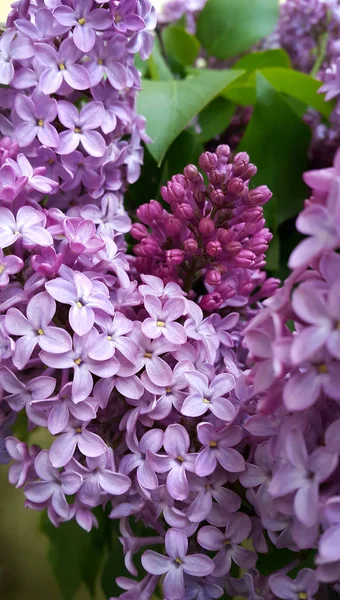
xmin=183 ymin=259 xmax=198 ymax=294
xmin=310 ymin=30 xmax=329 ymax=79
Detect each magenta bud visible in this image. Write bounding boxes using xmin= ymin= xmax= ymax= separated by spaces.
xmin=249 ymin=238 xmax=268 ymax=255
xmin=234 ymin=151 xmax=250 ymax=164
xmin=199 ymin=293 xmax=223 ymax=311
xmin=136 ymin=203 xmax=149 ymax=223
xmin=193 ymin=189 xmax=206 ymax=204
xmin=205 ymin=269 xmax=221 ymax=286
xmin=208 ymin=170 xmax=224 ymax=186
xmin=140 ymin=237 xmax=160 ymax=256
xmin=226 ymin=241 xmax=242 ymax=254
xmin=241 ymin=207 xmax=263 ymax=222
xmin=206 ymin=240 xmax=222 ymax=257
xmin=149 ymin=200 xmax=163 ymax=220
xmin=216 ymin=144 xmax=231 ymax=160
xmin=210 ymin=188 xmax=225 ymax=207
xmin=183 ymin=238 xmax=198 ymax=253
xmin=184 ymin=164 xmax=199 ymax=180
xmin=248 ymin=185 xmax=272 ymax=206
xmin=166 ymin=249 xmax=184 ymax=265
xmin=131 ymin=223 xmax=148 ymax=241
xmin=227 ymin=177 xmax=245 ymax=196
xmin=162 ymin=182 xmax=185 ymax=204
xmin=199 ymin=217 xmax=215 ymax=236
xmin=199 ymin=151 xmax=218 ymax=173
xmin=176 ymin=203 xmax=194 ymax=220
xmin=243 ymin=164 xmax=257 ymax=179
xmin=217 ymin=228 xmax=234 ymax=245
xmin=234 ymin=249 xmax=256 ymax=267
xmin=166 ymin=216 xmax=182 ymax=236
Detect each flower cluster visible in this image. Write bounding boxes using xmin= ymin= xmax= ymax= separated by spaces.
xmin=131 ymin=144 xmax=278 ymax=313
xmin=244 ymin=147 xmax=340 ymax=588
xmin=0 ymin=0 xmax=155 ymax=211
xmin=151 ymin=0 xmax=207 ymax=27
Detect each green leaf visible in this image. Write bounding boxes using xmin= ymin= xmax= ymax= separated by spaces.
xmin=101 ymin=523 xmax=126 ymax=598
xmin=260 ymin=67 xmax=333 ymax=118
xmin=162 ymin=25 xmax=200 ymax=66
xmin=147 ymin=38 xmax=173 ymax=81
xmin=196 ymin=0 xmax=279 ymax=60
xmin=137 ymin=69 xmax=244 ymax=164
xmin=198 ymin=96 xmax=236 ymax=143
xmin=41 ymin=512 xmax=107 ymax=600
xmin=238 ymin=72 xmax=311 ymax=231
xmin=232 ymin=49 xmax=291 ymax=70
xmin=257 ymin=548 xmax=297 ymax=576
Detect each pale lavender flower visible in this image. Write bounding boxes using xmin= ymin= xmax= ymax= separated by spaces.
xmin=87 ymin=36 xmax=128 ymax=89
xmin=0 ymin=249 xmax=23 ymax=288
xmin=119 ymin=430 xmax=163 ymax=490
xmin=195 ymin=423 xmax=245 ymax=476
xmin=0 ymin=206 xmax=53 ymax=249
xmin=5 ymin=292 xmax=72 ymax=369
xmin=181 ymin=371 xmax=236 ymax=421
xmin=49 ymin=422 xmax=107 ymax=468
xmin=269 ymin=568 xmax=319 ymax=599
xmin=142 ymin=295 xmax=187 ymax=345
xmin=5 ymin=437 xmax=39 ymax=488
xmin=0 ymin=366 xmax=55 ymax=414
xmin=0 ymin=29 xmax=34 ymax=85
xmin=316 ymin=523 xmax=340 ymax=582
xmin=88 ymin=312 xmax=137 ymax=361
xmin=57 ymin=100 xmax=106 ymax=157
xmin=54 ymin=0 xmax=113 ymax=53
xmin=14 ymin=92 xmax=59 ymax=148
xmin=141 ymin=528 xmax=214 ymax=600
xmin=198 ymin=512 xmax=256 ymax=576
xmin=34 ymin=38 xmax=91 ymax=94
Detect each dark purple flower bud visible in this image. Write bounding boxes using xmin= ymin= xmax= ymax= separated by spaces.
xmin=139 ymin=237 xmax=160 ymax=256
xmin=248 ymin=185 xmax=273 ymax=206
xmin=217 ymin=228 xmax=234 ymax=246
xmin=131 ymin=223 xmax=148 ymax=241
xmin=176 ymin=203 xmax=194 ymax=220
xmin=149 ymin=200 xmax=163 ymax=220
xmin=162 ymin=182 xmax=185 ymax=204
xmin=234 ymin=249 xmax=256 ymax=268
xmin=199 ymin=292 xmax=223 ymax=311
xmin=216 ymin=144 xmax=231 ymax=160
xmin=199 ymin=152 xmax=218 ymax=173
xmin=166 ymin=216 xmax=182 ymax=237
xmin=206 ymin=240 xmax=222 ymax=257
xmin=210 ymin=188 xmax=225 ymax=207
xmin=208 ymin=170 xmax=224 ymax=186
xmin=226 ymin=241 xmax=242 ymax=255
xmin=205 ymin=269 xmax=221 ymax=286
xmin=243 ymin=164 xmax=257 ymax=179
xmin=227 ymin=177 xmax=245 ymax=196
xmin=166 ymin=249 xmax=184 ymax=265
xmin=199 ymin=217 xmax=215 ymax=236
xmin=183 ymin=238 xmax=198 ymax=254
xmin=238 ymin=206 xmax=263 ymax=222
xmin=184 ymin=164 xmax=199 ymax=180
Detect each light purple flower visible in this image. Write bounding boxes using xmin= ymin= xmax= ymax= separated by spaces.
xmin=14 ymin=92 xmax=59 ymax=148
xmin=142 ymin=528 xmax=214 ymax=600
xmin=181 ymin=371 xmax=236 ymax=421
xmin=80 ymin=193 xmax=131 ymax=235
xmin=45 ymin=270 xmax=113 ymax=336
xmin=186 ymin=473 xmax=241 ymax=523
xmin=49 ymin=422 xmax=107 ymax=468
xmin=195 ymin=422 xmax=245 ymax=476
xmin=197 ymin=512 xmax=256 ymax=576
xmin=25 ymin=450 xmax=82 ymax=518
xmin=34 ymin=38 xmax=91 ymax=94
xmin=63 ymin=217 xmax=105 ymax=255
xmin=5 ymin=292 xmax=72 ymax=369
xmin=0 ymin=29 xmax=34 ymax=85
xmin=120 ymin=430 xmax=163 ymax=490
xmin=0 ymin=248 xmax=23 ymax=288
xmin=88 ymin=312 xmax=137 ymax=361
xmin=40 ymin=329 xmax=119 ymax=403
xmin=0 ymin=206 xmax=53 ymax=249
xmin=61 ymin=152 xmax=104 ymax=192
xmin=5 ymin=437 xmax=39 ymax=488
xmin=316 ymin=523 xmax=340 ymax=582
xmin=54 ymin=0 xmax=112 ymax=53
xmin=148 ymin=424 xmax=196 ymax=501
xmin=0 ymin=366 xmax=55 ymax=414
xmin=87 ymin=36 xmax=128 ymax=89
xmin=142 ymin=295 xmax=187 ymax=345
xmin=8 ymin=153 xmax=58 ymax=193
xmin=269 ymin=427 xmax=338 ymax=527
xmin=269 ymin=569 xmax=318 ymax=599
xmin=57 ymin=100 xmax=105 ymax=157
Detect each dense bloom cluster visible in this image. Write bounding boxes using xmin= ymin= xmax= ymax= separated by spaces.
xmin=244 ymin=147 xmax=340 ymax=588
xmin=131 ymin=145 xmax=278 ymax=313
xmin=0 ymin=0 xmax=156 ymax=209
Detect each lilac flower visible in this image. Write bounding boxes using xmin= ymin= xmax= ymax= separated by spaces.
xmin=141 ymin=359 xmax=194 ymax=415
xmin=195 ymin=423 xmax=245 ymax=477
xmin=0 ymin=162 xmax=27 ymax=203
xmin=32 ymin=382 xmax=98 ymax=435
xmin=131 ymin=325 xmax=175 ymax=386
xmin=111 ymin=0 xmax=146 ymax=34
xmin=186 ymin=473 xmax=241 ymax=523
xmin=49 ymin=422 xmax=107 ymax=468
xmin=0 ymin=366 xmax=55 ymax=415
xmin=142 ymin=528 xmax=214 ymax=600
xmin=283 ymin=357 xmax=340 ymax=411
xmin=181 ymin=371 xmax=236 ymax=421
xmin=148 ymin=424 xmax=196 ymax=501
xmin=80 ymin=193 xmax=131 ymax=235
xmin=120 ymin=430 xmax=163 ymax=490
xmin=88 ymin=312 xmax=137 ymax=361
xmin=14 ymin=93 xmax=59 ymax=148
xmin=269 ymin=427 xmax=338 ymax=527
xmin=269 ymin=569 xmax=319 ymax=600
xmin=0 ymin=249 xmax=23 ymax=288
xmin=5 ymin=437 xmax=39 ymax=488
xmin=87 ymin=36 xmax=128 ymax=89
xmin=316 ymin=523 xmax=340 ymax=582
xmin=57 ymin=100 xmax=106 ymax=157
xmin=40 ymin=329 xmax=120 ymax=403
xmin=62 ymin=217 xmax=105 ymax=255
xmin=14 ymin=8 xmax=68 ymax=41
xmin=0 ymin=206 xmax=53 ymax=249
xmin=45 ymin=270 xmax=113 ymax=336
xmin=0 ymin=29 xmax=34 ymax=85
xmin=198 ymin=512 xmax=256 ymax=576
xmin=142 ymin=295 xmax=187 ymax=345
xmin=24 ymin=450 xmax=82 ymax=518
xmin=5 ymin=292 xmax=72 ymax=369
xmin=67 ymin=451 xmax=131 ymax=507
xmin=9 ymin=153 xmax=58 ymax=194
xmin=61 ymin=152 xmax=104 ymax=192
xmin=54 ymin=0 xmax=113 ymax=53
xmin=34 ymin=38 xmax=91 ymax=94
xmin=119 ymin=518 xmax=164 ymax=577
